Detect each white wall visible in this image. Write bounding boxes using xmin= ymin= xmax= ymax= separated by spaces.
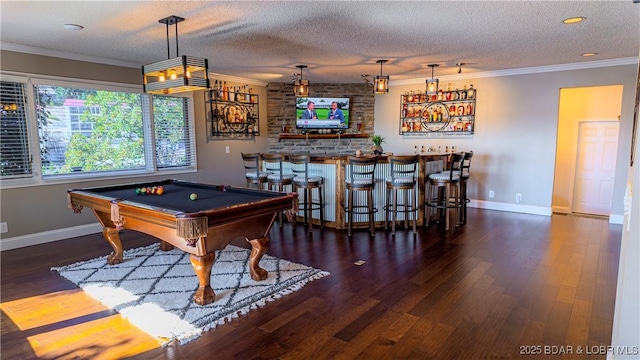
xmin=376 ymin=65 xmax=637 ymax=217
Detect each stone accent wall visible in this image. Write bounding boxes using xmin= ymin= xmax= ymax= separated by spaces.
xmin=266 ymin=82 xmax=375 ymax=154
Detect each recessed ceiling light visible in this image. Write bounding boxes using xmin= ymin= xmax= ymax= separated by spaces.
xmin=63 ymin=24 xmax=84 ymax=31
xmin=582 ymin=52 xmax=598 ymax=57
xmin=563 ymin=17 xmax=586 ymax=24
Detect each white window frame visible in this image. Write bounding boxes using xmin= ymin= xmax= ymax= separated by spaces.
xmin=0 ymin=71 xmax=197 ymax=189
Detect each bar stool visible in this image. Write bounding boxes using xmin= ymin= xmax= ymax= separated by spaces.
xmin=345 ymin=155 xmax=378 ymax=237
xmin=425 ymin=153 xmax=463 ymax=230
xmin=290 ymin=154 xmax=324 ymax=232
xmin=241 ymin=152 xmax=268 ymax=189
xmin=262 ymin=153 xmax=294 ymax=227
xmin=384 ymin=155 xmax=419 ymax=236
xmin=460 ymin=151 xmax=474 ymax=224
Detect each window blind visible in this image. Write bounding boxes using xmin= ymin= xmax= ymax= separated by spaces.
xmin=0 ymin=81 xmax=32 ymax=178
xmin=153 ymin=96 xmax=196 ymax=169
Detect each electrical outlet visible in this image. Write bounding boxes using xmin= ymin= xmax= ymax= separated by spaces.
xmin=516 ymin=193 xmax=522 ymax=203
xmin=0 ymin=222 xmax=7 ymax=233
xmin=225 ymin=146 xmax=230 ymax=154
xmin=489 ymin=190 xmax=495 ymax=198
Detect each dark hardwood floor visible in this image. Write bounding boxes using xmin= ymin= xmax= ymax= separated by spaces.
xmin=1 ymin=209 xmax=622 ymax=359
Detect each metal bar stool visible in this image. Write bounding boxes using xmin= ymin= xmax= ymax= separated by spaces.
xmin=241 ymin=152 xmax=268 ymax=189
xmin=384 ymin=155 xmax=419 ymax=236
xmin=345 ymin=155 xmax=378 ymax=237
xmin=262 ymin=153 xmax=294 ymax=227
xmin=460 ymin=151 xmax=474 ymax=224
xmin=290 ymin=154 xmax=324 ymax=233
xmin=425 ymin=153 xmax=463 ymax=230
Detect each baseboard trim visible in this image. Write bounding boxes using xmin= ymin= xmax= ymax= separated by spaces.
xmin=609 ymin=214 xmax=624 ymax=225
xmin=0 ymin=223 xmax=102 ymax=251
xmin=469 ymin=199 xmax=552 ymax=216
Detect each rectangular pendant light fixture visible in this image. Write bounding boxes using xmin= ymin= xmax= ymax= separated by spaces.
xmin=142 ymin=15 xmax=210 ymax=95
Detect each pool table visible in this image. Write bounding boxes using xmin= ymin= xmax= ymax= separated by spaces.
xmin=68 ymin=179 xmax=297 ymax=305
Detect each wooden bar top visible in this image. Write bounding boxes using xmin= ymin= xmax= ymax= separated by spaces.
xmin=276 ymin=153 xmax=455 ymax=162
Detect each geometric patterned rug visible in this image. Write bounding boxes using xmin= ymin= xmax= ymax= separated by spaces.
xmin=52 ymin=243 xmax=330 ymax=345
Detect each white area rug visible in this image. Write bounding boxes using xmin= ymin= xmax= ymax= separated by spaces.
xmin=52 ymin=243 xmax=329 ymax=345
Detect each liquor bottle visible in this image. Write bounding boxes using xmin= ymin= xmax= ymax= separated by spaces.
xmin=229 ymin=86 xmax=235 ymax=102
xmin=453 ymin=89 xmax=459 ymax=100
xmin=449 ymin=104 xmax=457 ymax=116
xmin=402 ymin=104 xmax=408 ymax=118
xmin=437 ymin=89 xmax=443 ymax=101
xmin=223 ymin=81 xmax=229 ymax=101
xmin=467 ymin=84 xmax=475 ymax=99
xmin=437 ymin=109 xmax=442 ymax=122
xmin=460 ymin=85 xmax=467 ymax=100
xmin=466 ymin=103 xmax=473 ymax=115
xmin=212 ymin=80 xmax=219 ymax=99
xmin=458 ymin=104 xmax=465 ymax=116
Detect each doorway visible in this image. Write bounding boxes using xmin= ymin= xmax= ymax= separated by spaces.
xmin=552 ymin=85 xmax=623 ymax=217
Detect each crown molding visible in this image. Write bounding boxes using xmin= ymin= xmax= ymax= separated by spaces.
xmin=1 ymin=42 xmax=140 ymax=68
xmin=1 ymin=42 xmax=268 ymax=87
xmin=3 ymin=42 xmax=635 ymax=88
xmin=390 ymin=57 xmax=639 ymax=86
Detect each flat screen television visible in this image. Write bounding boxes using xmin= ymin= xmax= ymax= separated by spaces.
xmin=296 ymin=97 xmax=350 ymax=130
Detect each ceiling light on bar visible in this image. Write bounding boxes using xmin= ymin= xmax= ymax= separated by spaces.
xmin=142 ymin=15 xmax=210 ymax=95
xmin=374 ymin=59 xmax=389 ymax=94
xmin=426 ymin=64 xmax=439 ymax=96
xmin=293 ymin=65 xmax=309 ymax=97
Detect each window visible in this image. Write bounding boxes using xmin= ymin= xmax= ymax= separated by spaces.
xmin=0 ymin=81 xmax=31 ymax=178
xmin=0 ymin=73 xmax=196 ymax=185
xmin=153 ymin=96 xmax=194 ymax=169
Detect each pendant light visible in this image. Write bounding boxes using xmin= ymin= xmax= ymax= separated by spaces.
xmin=293 ymin=65 xmax=309 ymax=96
xmin=142 ymin=15 xmax=210 ymax=95
xmin=426 ymin=64 xmax=439 ymax=95
xmin=373 ymin=60 xmax=389 ymax=94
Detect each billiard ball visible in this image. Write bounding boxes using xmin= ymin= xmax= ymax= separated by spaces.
xmin=190 ymin=193 xmax=198 ymax=201
xmin=157 ymin=186 xmax=164 ymax=195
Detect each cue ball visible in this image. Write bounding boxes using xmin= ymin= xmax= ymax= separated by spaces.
xmin=190 ymin=193 xmax=198 ymax=201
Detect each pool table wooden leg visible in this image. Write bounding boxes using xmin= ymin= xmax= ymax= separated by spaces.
xmin=247 ymin=237 xmax=269 ymax=281
xmin=102 ymin=227 xmax=124 ymax=265
xmin=190 ymin=252 xmax=216 ymax=305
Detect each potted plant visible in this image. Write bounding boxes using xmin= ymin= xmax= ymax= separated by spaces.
xmin=371 ymin=134 xmax=385 ymax=155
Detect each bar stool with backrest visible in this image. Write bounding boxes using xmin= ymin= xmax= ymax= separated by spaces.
xmin=345 ymin=155 xmax=378 ymax=237
xmin=460 ymin=151 xmax=474 ymax=224
xmin=290 ymin=154 xmax=324 ymax=232
xmin=384 ymin=155 xmax=419 ymax=236
xmin=241 ymin=152 xmax=268 ymax=189
xmin=262 ymin=153 xmax=294 ymax=227
xmin=425 ymin=153 xmax=463 ymax=230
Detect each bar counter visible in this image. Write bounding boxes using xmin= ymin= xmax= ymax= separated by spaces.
xmin=272 ymin=153 xmax=452 ymax=230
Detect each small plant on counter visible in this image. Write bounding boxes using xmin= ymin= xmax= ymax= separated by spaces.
xmin=371 ymin=134 xmax=385 ymax=155
xmin=371 ymin=134 xmax=385 ymax=146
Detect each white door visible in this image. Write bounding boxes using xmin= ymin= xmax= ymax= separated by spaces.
xmin=573 ymin=121 xmax=619 ymax=215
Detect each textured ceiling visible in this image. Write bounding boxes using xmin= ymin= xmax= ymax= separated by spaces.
xmin=1 ymin=1 xmax=638 ymax=84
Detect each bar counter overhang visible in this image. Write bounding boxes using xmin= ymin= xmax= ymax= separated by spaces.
xmin=270 ymin=153 xmax=453 ymax=230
